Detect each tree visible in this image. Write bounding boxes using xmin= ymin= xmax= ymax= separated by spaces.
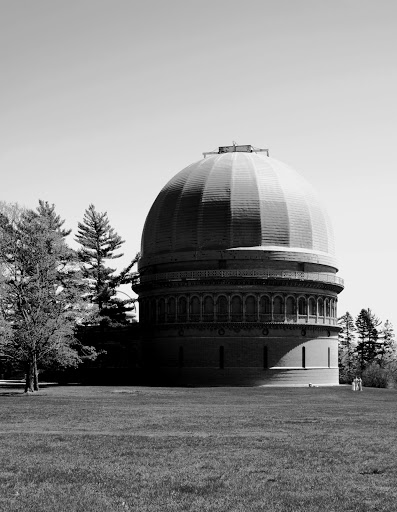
xmin=377 ymin=320 xmax=396 ymax=368
xmin=338 ymin=311 xmax=357 ymax=382
xmin=26 ymin=199 xmax=71 ymax=237
xmin=0 ymin=201 xmax=24 ymax=225
xmin=355 ymin=308 xmax=381 ymax=371
xmin=0 ymin=202 xmax=97 ymax=392
xmin=75 ymin=204 xmax=139 ymax=325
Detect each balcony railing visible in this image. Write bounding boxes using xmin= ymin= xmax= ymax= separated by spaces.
xmin=139 ymin=269 xmax=344 ymax=287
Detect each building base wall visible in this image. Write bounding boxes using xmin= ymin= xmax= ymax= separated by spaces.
xmin=147 ymin=367 xmax=339 ymax=387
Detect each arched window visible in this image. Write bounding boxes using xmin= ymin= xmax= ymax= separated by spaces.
xmin=286 ymin=296 xmax=295 ymax=316
xmin=190 ymin=296 xmax=200 ymax=322
xmin=309 ymin=297 xmax=316 ymax=316
xmin=231 ymin=295 xmax=242 ymax=322
xmin=203 ymin=296 xmax=214 ymax=322
xmin=331 ymin=299 xmax=336 ymax=318
xmin=245 ymin=295 xmax=257 ymax=322
xmin=158 ymin=298 xmax=166 ymax=323
xmin=167 ymin=297 xmax=176 ymax=323
xmin=259 ymin=296 xmax=271 ymax=321
xmin=325 ymin=299 xmax=330 ymax=317
xmin=273 ymin=296 xmax=283 ymax=315
xmin=318 ymin=298 xmax=324 ymax=317
xmin=217 ymin=295 xmax=229 ymax=322
xmin=178 ymin=296 xmax=187 ymax=322
xmin=298 ymin=297 xmax=307 ymax=316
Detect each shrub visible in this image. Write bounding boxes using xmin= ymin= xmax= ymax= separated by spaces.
xmin=362 ymin=363 xmax=396 ymax=389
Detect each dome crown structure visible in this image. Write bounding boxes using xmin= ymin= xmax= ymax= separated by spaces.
xmin=141 ymin=145 xmax=335 ymax=268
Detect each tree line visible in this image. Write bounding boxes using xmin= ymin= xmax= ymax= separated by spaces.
xmin=338 ymin=309 xmax=396 ymax=388
xmin=0 ymin=200 xmax=139 ymax=393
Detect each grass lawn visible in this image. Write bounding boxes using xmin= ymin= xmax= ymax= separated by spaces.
xmin=0 ymin=384 xmax=396 ymax=512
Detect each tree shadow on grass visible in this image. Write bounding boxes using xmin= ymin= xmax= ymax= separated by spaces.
xmin=0 ymin=390 xmax=26 ymax=396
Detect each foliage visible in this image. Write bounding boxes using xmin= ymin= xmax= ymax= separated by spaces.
xmin=361 ymin=362 xmax=395 ymax=389
xmin=75 ymin=204 xmax=139 ymax=326
xmin=377 ymin=320 xmax=396 ymax=368
xmin=0 ymin=200 xmax=24 ymax=225
xmin=0 ymin=201 xmax=97 ymax=392
xmin=338 ymin=311 xmax=357 ymax=383
xmin=338 ymin=308 xmax=397 ymax=387
xmin=25 ymin=199 xmax=72 ymax=237
xmin=355 ymin=308 xmax=381 ymax=371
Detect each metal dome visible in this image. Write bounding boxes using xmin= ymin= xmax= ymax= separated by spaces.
xmin=141 ymin=150 xmax=336 ymax=266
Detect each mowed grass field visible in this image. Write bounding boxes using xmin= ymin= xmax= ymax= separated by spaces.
xmin=0 ymin=385 xmax=396 ymax=512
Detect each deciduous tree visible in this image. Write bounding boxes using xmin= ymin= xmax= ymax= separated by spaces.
xmin=0 ymin=201 xmax=96 ymax=392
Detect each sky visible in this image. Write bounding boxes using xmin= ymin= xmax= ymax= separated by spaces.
xmin=1 ymin=0 xmax=396 ymax=327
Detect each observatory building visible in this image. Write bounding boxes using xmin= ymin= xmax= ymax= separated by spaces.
xmin=134 ymin=145 xmax=343 ymax=386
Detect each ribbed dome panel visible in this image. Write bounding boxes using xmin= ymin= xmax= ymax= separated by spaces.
xmin=230 ymin=153 xmax=262 ymax=247
xmin=278 ymin=161 xmax=313 ymax=250
xmin=173 ymin=159 xmax=213 ymax=251
xmin=199 ymin=156 xmax=233 ymax=249
xmin=254 ymin=157 xmax=290 ymax=246
xmin=141 ymin=152 xmax=336 ymax=260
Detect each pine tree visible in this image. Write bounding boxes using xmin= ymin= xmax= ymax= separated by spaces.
xmin=338 ymin=311 xmax=357 ymax=382
xmin=0 ymin=202 xmax=96 ymax=392
xmin=29 ymin=200 xmax=72 ymax=237
xmin=355 ymin=308 xmax=381 ymax=370
xmin=75 ymin=204 xmax=139 ymax=325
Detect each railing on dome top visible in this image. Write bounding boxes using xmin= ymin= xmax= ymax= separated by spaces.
xmin=138 ymin=269 xmax=344 ymax=287
xmin=203 ymin=144 xmax=270 ymax=158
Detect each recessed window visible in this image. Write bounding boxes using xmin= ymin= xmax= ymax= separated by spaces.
xmin=158 ymin=298 xmax=166 ymax=323
xmin=231 ymin=296 xmax=242 ymax=322
xmin=167 ymin=297 xmax=176 ymax=323
xmin=245 ymin=295 xmax=257 ymax=322
xmin=259 ymin=296 xmax=271 ymax=318
xmin=203 ymin=296 xmax=214 ymax=322
xmin=263 ymin=346 xmax=268 ymax=369
xmin=190 ymin=296 xmax=200 ymax=322
xmin=286 ymin=297 xmax=294 ymax=315
xmin=178 ymin=297 xmax=187 ymax=322
xmin=309 ymin=298 xmax=316 ymax=316
xmin=274 ymin=296 xmax=283 ymax=314
xmin=298 ymin=297 xmax=307 ymax=316
xmin=217 ymin=296 xmax=228 ymax=322
xmin=219 ymin=346 xmax=224 ymax=369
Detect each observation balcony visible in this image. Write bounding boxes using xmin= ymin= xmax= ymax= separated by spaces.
xmin=138 ymin=269 xmax=344 ymax=288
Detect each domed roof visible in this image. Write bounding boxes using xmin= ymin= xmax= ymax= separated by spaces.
xmin=141 ymin=150 xmax=336 ymax=266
